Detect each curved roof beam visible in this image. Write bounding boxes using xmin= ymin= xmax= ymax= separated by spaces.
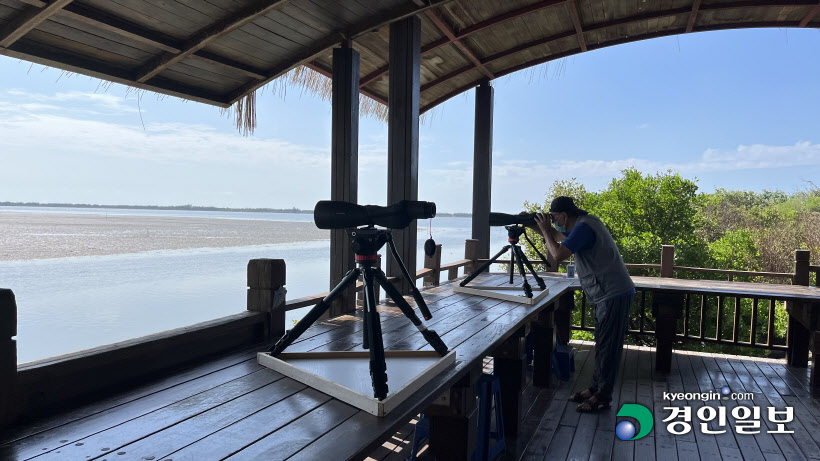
xmin=422 ymin=19 xmax=815 ymax=113
xmin=419 ymin=1 xmax=819 ymax=104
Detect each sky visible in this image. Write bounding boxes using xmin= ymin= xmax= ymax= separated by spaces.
xmin=1 ymin=28 xmax=819 ymax=213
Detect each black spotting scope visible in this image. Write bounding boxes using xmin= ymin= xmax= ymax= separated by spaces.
xmin=314 ymin=200 xmax=436 ymax=230
xmin=489 ymin=212 xmax=536 ymax=227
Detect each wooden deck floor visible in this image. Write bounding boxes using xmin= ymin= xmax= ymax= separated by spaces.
xmin=365 ymin=343 xmax=819 ymax=461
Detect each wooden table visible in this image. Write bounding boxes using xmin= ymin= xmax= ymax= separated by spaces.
xmin=0 ymin=273 xmax=573 ymax=461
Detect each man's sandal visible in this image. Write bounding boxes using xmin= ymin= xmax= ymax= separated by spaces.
xmin=576 ymin=394 xmax=611 ymax=413
xmin=568 ymin=387 xmax=598 ymax=403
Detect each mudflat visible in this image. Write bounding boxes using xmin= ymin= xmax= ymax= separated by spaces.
xmin=0 ymin=211 xmax=329 ymax=261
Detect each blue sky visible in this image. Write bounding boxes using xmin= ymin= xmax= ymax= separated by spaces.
xmin=1 ymin=28 xmax=818 ymax=213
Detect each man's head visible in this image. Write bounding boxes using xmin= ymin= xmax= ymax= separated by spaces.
xmin=548 ymin=196 xmax=587 ymax=232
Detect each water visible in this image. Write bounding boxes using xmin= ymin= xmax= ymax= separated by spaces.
xmin=1 ymin=207 xmax=513 ymax=363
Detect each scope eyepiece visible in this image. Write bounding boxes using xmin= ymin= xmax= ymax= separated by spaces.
xmin=314 ymin=200 xmax=436 ymax=230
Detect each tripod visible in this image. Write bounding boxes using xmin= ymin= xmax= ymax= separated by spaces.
xmin=268 ymin=226 xmax=448 ymax=400
xmin=459 ymin=225 xmax=551 ymax=298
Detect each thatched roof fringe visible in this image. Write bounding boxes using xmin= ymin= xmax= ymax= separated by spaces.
xmin=226 ymin=65 xmax=389 ymax=135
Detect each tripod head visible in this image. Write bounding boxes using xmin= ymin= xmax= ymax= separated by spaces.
xmin=504 ymin=224 xmax=528 ymax=243
xmin=347 ymin=226 xmax=389 ymax=259
xmin=344 ymin=226 xmax=434 ymax=321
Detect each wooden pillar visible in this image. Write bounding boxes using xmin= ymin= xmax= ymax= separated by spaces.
xmin=471 ymin=82 xmax=493 ymax=260
xmin=653 ymin=292 xmax=685 ymax=373
xmin=492 ymin=327 xmax=527 ymax=441
xmin=425 ymin=364 xmax=481 ymax=461
xmin=660 ymin=244 xmax=675 ymax=278
xmin=387 ymin=16 xmax=421 ymax=295
xmin=329 ymin=43 xmax=360 ymax=317
xmin=423 ymin=244 xmax=442 ymax=287
xmin=247 ymin=259 xmax=286 ymax=340
xmin=1 ymin=289 xmax=17 ymax=426
xmin=787 ymin=250 xmax=811 ymax=367
xmin=532 ymin=309 xmax=554 ymax=388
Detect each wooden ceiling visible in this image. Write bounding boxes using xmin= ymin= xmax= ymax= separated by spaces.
xmin=0 ymin=0 xmax=818 ymax=112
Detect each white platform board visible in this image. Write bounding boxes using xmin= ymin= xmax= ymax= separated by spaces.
xmin=257 ymin=350 xmax=456 ymax=417
xmin=452 ymin=285 xmax=549 ymax=305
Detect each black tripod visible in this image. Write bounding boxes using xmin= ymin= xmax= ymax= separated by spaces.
xmin=268 ymin=226 xmax=448 ymax=400
xmin=459 ymin=225 xmax=551 ymax=298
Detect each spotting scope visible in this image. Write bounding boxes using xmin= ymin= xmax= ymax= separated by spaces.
xmin=488 ymin=212 xmax=536 ymax=227
xmin=314 ymin=200 xmax=436 ymax=230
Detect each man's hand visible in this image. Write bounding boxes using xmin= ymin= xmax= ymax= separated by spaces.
xmin=533 ymin=212 xmax=552 ymax=237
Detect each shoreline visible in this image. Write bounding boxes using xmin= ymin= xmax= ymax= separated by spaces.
xmin=0 ymin=211 xmax=330 ymax=261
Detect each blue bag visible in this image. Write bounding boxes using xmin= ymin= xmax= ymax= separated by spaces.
xmin=552 ymin=327 xmax=575 ymax=382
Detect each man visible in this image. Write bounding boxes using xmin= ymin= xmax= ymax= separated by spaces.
xmin=532 ymin=196 xmax=635 ymax=412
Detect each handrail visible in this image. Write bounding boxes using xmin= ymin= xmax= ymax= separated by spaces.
xmin=673 ymin=266 xmax=793 ymax=279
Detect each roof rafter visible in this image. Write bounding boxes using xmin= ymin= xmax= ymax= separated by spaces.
xmin=423 ymin=10 xmax=494 ymax=80
xmin=0 ymin=0 xmax=74 ymax=48
xmin=135 ymin=0 xmax=293 ymax=83
xmin=16 ymin=0 xmax=269 ymax=80
xmin=226 ymin=0 xmax=453 ymax=105
xmin=799 ymin=2 xmax=820 ymax=26
xmin=566 ymin=0 xmax=587 ymax=52
xmin=686 ymin=0 xmax=702 ymax=32
xmin=359 ymin=0 xmax=567 ymax=87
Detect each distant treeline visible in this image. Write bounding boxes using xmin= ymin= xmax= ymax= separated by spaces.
xmin=0 ymin=202 xmax=472 ymax=217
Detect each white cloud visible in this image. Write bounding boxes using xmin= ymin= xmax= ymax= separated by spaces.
xmin=3 ymin=89 xmax=139 ymax=113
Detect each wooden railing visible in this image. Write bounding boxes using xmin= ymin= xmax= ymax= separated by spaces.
xmin=567 ymin=246 xmax=812 ymax=353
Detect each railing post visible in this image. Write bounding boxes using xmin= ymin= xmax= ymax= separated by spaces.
xmin=660 ymin=244 xmax=675 ymax=278
xmin=1 ymin=289 xmax=17 ymax=426
xmin=787 ymin=250 xmax=811 ymax=368
xmin=464 ymin=239 xmax=479 ymax=275
xmin=653 ymin=292 xmax=684 ymax=373
xmin=424 ymin=244 xmax=442 ymax=287
xmin=247 ymin=259 xmax=287 ymax=341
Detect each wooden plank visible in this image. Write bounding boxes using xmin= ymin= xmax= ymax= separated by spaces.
xmin=0 ymin=345 xmax=259 ymax=444
xmin=23 ymin=370 xmax=283 ymax=460
xmin=92 ymin=379 xmax=315 ymax=460
xmin=520 ymin=344 xmax=595 ymax=458
xmin=2 ymin=357 xmax=264 ymax=459
xmin=0 ymin=0 xmax=73 ymax=47
xmin=135 ymin=0 xmax=293 ymax=82
xmin=225 ymin=400 xmax=359 ymax=460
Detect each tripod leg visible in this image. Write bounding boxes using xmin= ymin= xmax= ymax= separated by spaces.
xmin=460 ymin=245 xmax=511 ymax=287
xmin=515 ymin=246 xmax=547 ymax=290
xmin=362 ymin=296 xmax=370 ymax=350
xmin=373 ymin=268 xmax=449 ymax=355
xmin=512 ymin=245 xmax=533 ymax=298
xmin=363 ymin=266 xmax=388 ymax=400
xmin=269 ymin=267 xmax=361 ymax=355
xmin=385 ymin=233 xmax=433 ymax=320
xmin=509 ymin=244 xmax=515 ymax=284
